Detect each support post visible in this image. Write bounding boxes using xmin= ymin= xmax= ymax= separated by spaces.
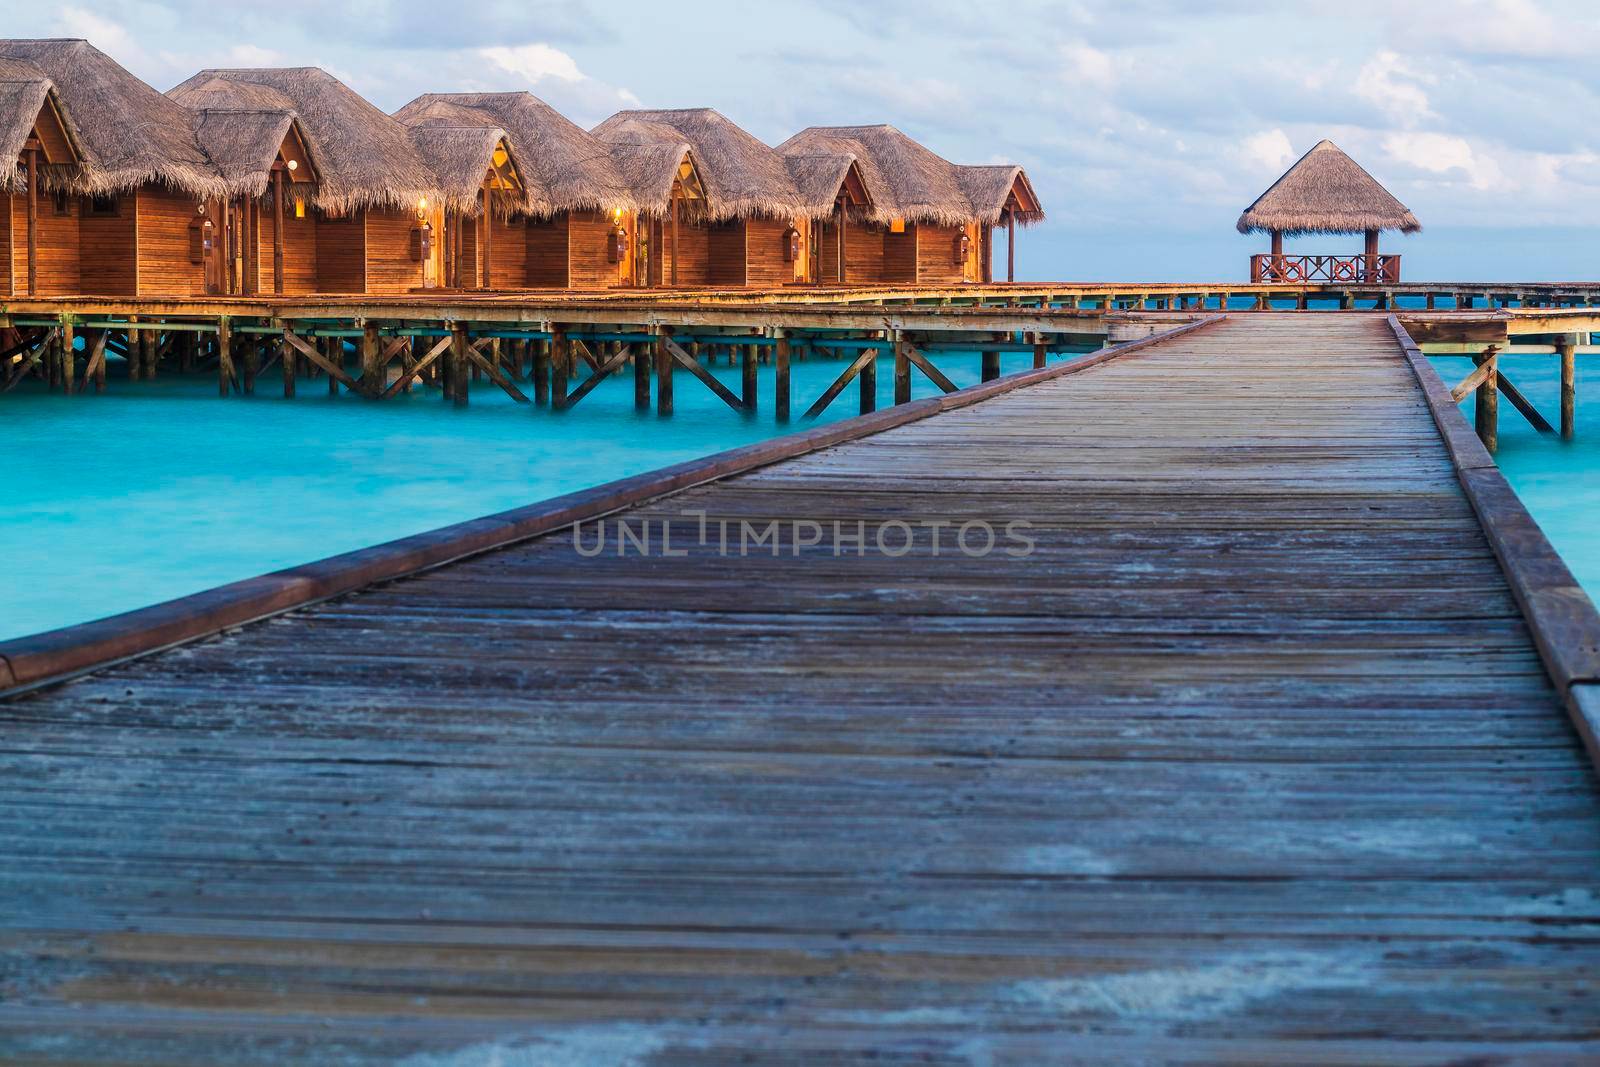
xmin=126 ymin=317 xmax=141 ymax=380
xmin=741 ymin=336 xmax=757 ymax=412
xmin=282 ymin=334 xmax=296 ymax=398
xmin=859 ymin=340 xmax=877 ymax=415
xmin=217 ymin=317 xmax=233 ymax=397
xmin=981 ymin=339 xmax=1001 ymax=382
xmin=58 ymin=315 xmax=73 ymax=396
xmin=670 ymin=196 xmax=679 ymax=287
xmin=533 ymin=337 xmax=551 ymax=406
xmin=272 ymin=168 xmax=286 ymax=294
xmin=1364 ymin=228 xmax=1379 ymax=283
xmin=481 ymin=187 xmax=492 ymax=289
xmin=655 ymin=324 xmax=673 ymax=415
xmin=327 ymin=337 xmax=340 ymax=395
xmin=451 ymin=324 xmax=469 ymax=406
xmin=633 ymin=340 xmax=650 ymax=410
xmin=242 ymin=335 xmax=259 ymax=395
xmin=775 ymin=331 xmax=791 ymax=423
xmin=1032 ymin=333 xmax=1047 ymax=370
xmin=1006 ymin=208 xmax=1015 ymax=283
xmin=893 ymin=331 xmax=911 ymax=405
xmin=1560 ymin=334 xmax=1577 ymax=441
xmin=25 ymin=147 xmax=38 ymax=296
xmin=1475 ymin=345 xmax=1500 ymax=453
xmin=551 ymin=325 xmax=569 ymax=410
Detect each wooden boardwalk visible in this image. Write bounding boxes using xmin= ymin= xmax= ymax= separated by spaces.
xmin=2 ymin=314 xmax=1598 ymax=1064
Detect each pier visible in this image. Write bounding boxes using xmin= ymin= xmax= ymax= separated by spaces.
xmin=2 ymin=313 xmax=1597 ymax=1062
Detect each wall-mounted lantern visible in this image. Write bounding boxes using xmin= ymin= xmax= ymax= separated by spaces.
xmin=783 ymin=225 xmax=801 ymax=262
xmin=955 ymin=231 xmax=971 ymax=267
xmin=608 ymin=224 xmax=628 ymax=264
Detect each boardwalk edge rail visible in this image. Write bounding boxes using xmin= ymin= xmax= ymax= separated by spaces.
xmin=1388 ymin=314 xmax=1600 ymax=767
xmin=0 ymin=315 xmax=1226 ymax=697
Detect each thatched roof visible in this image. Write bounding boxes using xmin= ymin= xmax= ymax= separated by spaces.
xmin=189 ymin=108 xmax=315 ymax=200
xmin=593 ymin=108 xmax=823 ymax=222
xmin=1237 ymin=139 xmax=1419 ymax=236
xmin=783 ymin=153 xmax=869 ymax=217
xmin=395 ymin=93 xmax=692 ymax=218
xmin=0 ymin=57 xmax=60 ymax=191
xmin=778 ymin=125 xmax=1043 ymax=228
xmin=170 ymin=68 xmax=438 ymax=216
xmin=401 ymin=119 xmax=525 ymax=216
xmin=0 ymin=39 xmax=224 ymax=199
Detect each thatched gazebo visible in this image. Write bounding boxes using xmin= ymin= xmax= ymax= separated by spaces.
xmin=590 ymin=108 xmax=863 ymax=287
xmin=1237 ymin=139 xmax=1420 ymax=283
xmin=170 ymin=67 xmax=442 ymax=294
xmin=1 ymin=40 xmax=224 ymax=298
xmin=777 ymin=125 xmax=1042 ymax=285
xmin=395 ymin=93 xmax=703 ymax=289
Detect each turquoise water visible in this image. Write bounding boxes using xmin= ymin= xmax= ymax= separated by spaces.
xmin=1430 ymin=353 xmax=1600 ymax=596
xmin=0 ymin=349 xmax=1053 ymax=640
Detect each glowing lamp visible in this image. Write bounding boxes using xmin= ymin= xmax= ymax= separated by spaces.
xmin=890 ymin=217 xmax=905 ymax=234
xmin=286 ymin=158 xmax=298 ymax=172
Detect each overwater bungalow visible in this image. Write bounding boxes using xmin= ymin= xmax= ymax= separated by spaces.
xmin=777 ymin=125 xmax=1042 ymax=284
xmin=1 ymin=57 xmax=82 ymax=297
xmin=395 ymin=93 xmax=704 ymax=290
xmin=1238 ymin=139 xmax=1420 ymax=283
xmin=0 ymin=39 xmax=225 ymax=298
xmin=169 ymin=68 xmax=441 ymax=294
xmin=401 ymin=118 xmax=526 ymax=290
xmin=591 ymin=108 xmax=869 ymax=287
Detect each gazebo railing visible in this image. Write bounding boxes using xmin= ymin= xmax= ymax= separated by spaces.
xmin=1250 ymin=254 xmax=1400 ymax=284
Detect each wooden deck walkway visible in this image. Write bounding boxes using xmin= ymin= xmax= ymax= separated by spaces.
xmin=2 ymin=314 xmax=1598 ymax=1064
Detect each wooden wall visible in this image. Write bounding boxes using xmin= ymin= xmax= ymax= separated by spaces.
xmin=883 ymin=226 xmax=917 ymax=284
xmin=569 ymin=210 xmax=621 ymax=290
xmin=667 ymin=219 xmax=711 ymax=286
xmin=366 ymin=209 xmax=421 ymax=294
xmin=707 ymin=220 xmax=746 ymax=287
xmin=135 ymin=188 xmax=206 ymax=297
xmin=818 ymin=220 xmax=884 ymax=284
xmin=485 ymin=213 xmax=525 ymax=290
xmin=0 ymin=192 xmax=78 ymax=295
xmin=315 ymin=211 xmax=365 ymax=293
xmin=914 ymin=223 xmax=966 ymax=285
xmin=525 ymin=214 xmax=569 ymax=287
xmin=744 ymin=217 xmax=799 ymax=287
xmin=252 ymin=199 xmax=318 ymax=294
xmin=78 ymin=194 xmax=136 ymax=296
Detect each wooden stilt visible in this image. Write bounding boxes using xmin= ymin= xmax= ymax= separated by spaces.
xmin=282 ymin=335 xmax=296 ymax=398
xmin=981 ymin=344 xmax=1001 ymax=382
xmin=654 ymin=325 xmax=673 ymax=415
xmin=327 ymin=337 xmax=340 ymax=395
xmin=859 ymin=342 xmax=877 ymax=414
xmin=1560 ymin=335 xmax=1577 ymax=441
xmin=552 ymin=325 xmax=570 ymax=411
xmin=90 ymin=330 xmax=107 ymax=393
xmin=1032 ymin=334 xmax=1047 ymax=370
xmin=25 ymin=147 xmax=38 ymax=296
xmin=58 ymin=316 xmax=74 ymax=396
xmin=894 ymin=331 xmax=911 ymax=405
xmin=775 ymin=332 xmax=791 ymax=423
xmin=741 ymin=338 xmax=757 ymax=412
xmin=633 ymin=341 xmax=650 ymax=411
xmin=217 ymin=317 xmax=233 ymax=397
xmin=533 ymin=339 xmax=551 ymax=406
xmin=1474 ymin=345 xmax=1500 ymax=453
xmin=242 ymin=335 xmax=259 ymax=395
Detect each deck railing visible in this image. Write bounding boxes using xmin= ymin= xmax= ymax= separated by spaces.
xmin=1250 ymin=254 xmax=1400 ymax=284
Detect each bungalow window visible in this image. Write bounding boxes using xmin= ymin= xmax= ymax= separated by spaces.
xmin=86 ymin=195 xmax=120 ymax=217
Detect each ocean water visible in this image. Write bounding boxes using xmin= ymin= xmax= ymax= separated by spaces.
xmin=0 ymin=348 xmax=1054 ymax=641
xmin=1429 ymin=353 xmax=1600 ymax=597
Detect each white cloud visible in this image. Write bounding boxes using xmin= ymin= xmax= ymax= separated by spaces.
xmin=1061 ymin=40 xmax=1115 ymax=91
xmin=226 ymin=44 xmax=286 ymax=66
xmin=1355 ymin=51 xmax=1436 ymax=125
xmin=1382 ymin=131 xmax=1503 ymax=190
xmin=1240 ymin=129 xmax=1294 ymax=172
xmin=479 ymin=43 xmax=585 ymax=85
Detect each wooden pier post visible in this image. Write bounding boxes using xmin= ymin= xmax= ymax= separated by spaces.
xmin=860 ymin=342 xmax=877 ymax=414
xmin=360 ymin=324 xmax=380 ymax=398
xmin=740 ymin=338 xmax=757 ymax=412
xmin=654 ymin=325 xmax=673 ymax=415
xmin=1475 ymin=345 xmax=1500 ymax=453
xmin=91 ymin=330 xmax=107 ymax=393
xmin=242 ymin=335 xmax=259 ymax=395
xmin=894 ymin=331 xmax=911 ymax=405
xmin=217 ymin=317 xmax=233 ymax=397
xmin=326 ymin=337 xmax=340 ymax=395
xmin=450 ymin=324 xmax=470 ymax=407
xmin=981 ymin=342 xmax=1001 ymax=383
xmin=142 ymin=327 xmax=157 ymax=380
xmin=282 ymin=334 xmax=296 ymax=399
xmin=633 ymin=340 xmax=650 ymax=411
xmin=775 ymin=332 xmax=791 ymax=423
xmin=25 ymin=146 xmax=37 ymax=296
xmin=1560 ymin=334 xmax=1577 ymax=441
xmin=533 ymin=338 xmax=551 ymax=406
xmin=1032 ymin=333 xmax=1047 ymax=370
xmin=551 ymin=325 xmax=570 ymax=410
xmin=126 ymin=318 xmax=140 ymax=380
xmin=58 ymin=316 xmax=74 ymax=396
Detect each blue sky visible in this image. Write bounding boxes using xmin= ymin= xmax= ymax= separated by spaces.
xmin=13 ymin=0 xmax=1599 ymax=280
